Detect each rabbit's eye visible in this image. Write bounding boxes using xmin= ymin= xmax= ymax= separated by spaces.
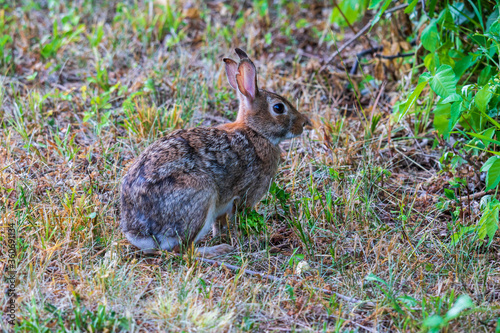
xmin=273 ymin=103 xmax=285 ymax=114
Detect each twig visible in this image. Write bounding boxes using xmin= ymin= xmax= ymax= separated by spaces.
xmin=195 ymin=256 xmax=373 ymax=306
xmin=320 ymin=3 xmax=409 ymax=73
xmin=134 ymin=278 xmax=154 ymax=304
xmin=350 ymin=40 xmax=416 ymax=75
xmin=458 ymin=190 xmax=495 ymax=202
xmin=370 ymin=80 xmax=386 ymax=123
xmin=374 ymin=52 xmax=415 ymax=60
xmin=350 ymin=46 xmax=384 ymax=75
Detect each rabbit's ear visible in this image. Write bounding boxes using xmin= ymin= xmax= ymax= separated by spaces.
xmin=235 ymin=48 xmax=249 ymax=60
xmin=223 ymin=58 xmax=238 ymax=90
xmin=236 ymin=60 xmax=258 ymax=101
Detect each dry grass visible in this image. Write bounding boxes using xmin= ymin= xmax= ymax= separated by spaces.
xmin=1 ymin=1 xmax=499 ymax=332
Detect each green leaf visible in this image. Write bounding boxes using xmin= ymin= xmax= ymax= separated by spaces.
xmin=478 ymin=107 xmax=500 ymax=130
xmin=424 ymin=53 xmax=437 ymax=73
xmin=429 ymin=65 xmax=457 ymax=98
xmin=370 ymin=0 xmax=392 ymax=28
xmin=434 ymin=103 xmax=451 ymax=137
xmin=365 ymin=273 xmax=388 ymax=287
xmin=398 ymin=81 xmax=428 ymax=119
xmin=444 ymin=188 xmax=456 ymax=200
xmin=419 ymin=72 xmax=432 ymax=83
xmin=405 ymin=0 xmax=419 ymax=14
xmin=447 ymin=101 xmax=462 ymax=133
xmin=486 ymin=10 xmax=499 ymax=31
xmin=26 ymin=72 xmax=38 ymax=81
xmin=445 ymin=295 xmax=474 ymax=320
xmin=397 ymin=295 xmax=418 ymax=307
xmin=485 ymin=158 xmax=500 ymax=190
xmin=442 ymin=93 xmax=462 ymax=104
xmin=454 ymin=55 xmax=475 ymax=78
xmin=475 ymin=85 xmax=493 ymax=112
xmin=467 ymin=129 xmax=498 ymax=149
xmin=451 ymin=226 xmax=476 ymax=245
xmin=423 ymin=315 xmax=444 ymax=328
xmin=481 ymin=156 xmax=500 ymax=172
xmin=368 ymin=0 xmax=385 ymax=9
xmin=480 ymin=202 xmax=499 ymax=243
xmin=421 ymin=21 xmax=439 ymax=52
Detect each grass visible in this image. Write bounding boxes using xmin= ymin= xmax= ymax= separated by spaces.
xmin=1 ymin=0 xmax=499 ymax=331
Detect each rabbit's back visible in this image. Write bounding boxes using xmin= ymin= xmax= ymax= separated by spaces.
xmin=120 ymin=126 xmax=280 ymax=240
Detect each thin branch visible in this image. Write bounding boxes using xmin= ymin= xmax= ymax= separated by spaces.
xmin=374 ymin=52 xmax=415 ymax=60
xmin=320 ymin=3 xmax=409 ymax=73
xmin=458 ymin=190 xmax=495 ymax=202
xmin=195 ymin=256 xmax=373 ymax=306
xmin=350 ymin=41 xmax=417 ymax=75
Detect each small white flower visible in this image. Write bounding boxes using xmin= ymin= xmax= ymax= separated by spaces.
xmin=295 ymin=260 xmax=310 ymax=275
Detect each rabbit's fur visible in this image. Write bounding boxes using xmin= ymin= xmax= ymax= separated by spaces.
xmin=120 ymin=49 xmax=310 ymax=257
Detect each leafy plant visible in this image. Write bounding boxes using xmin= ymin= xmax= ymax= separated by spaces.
xmin=423 ymin=295 xmax=474 ymax=333
xmin=396 ymin=1 xmax=500 ymax=244
xmin=40 ymin=10 xmax=85 ymax=60
xmin=237 ymin=208 xmax=267 ymax=235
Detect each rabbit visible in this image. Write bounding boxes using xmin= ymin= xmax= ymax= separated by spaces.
xmin=120 ymin=48 xmax=311 ymax=257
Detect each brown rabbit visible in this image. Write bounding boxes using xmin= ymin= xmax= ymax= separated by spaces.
xmin=120 ymin=48 xmax=310 ymax=257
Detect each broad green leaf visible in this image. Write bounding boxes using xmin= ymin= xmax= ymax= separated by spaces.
xmin=486 ymin=10 xmax=499 ymax=31
xmin=423 ymin=315 xmax=444 ymax=328
xmin=419 ymin=72 xmax=432 ymax=83
xmin=480 ymin=195 xmax=495 ymax=210
xmin=485 ymin=158 xmax=500 ymax=190
xmin=429 ymin=65 xmax=457 ymax=98
xmin=454 ymin=55 xmax=475 ymax=78
xmin=442 ymin=93 xmax=462 ymax=104
xmin=477 ymin=201 xmax=500 ymax=243
xmin=421 ymin=21 xmax=439 ymax=52
xmin=447 ymin=101 xmax=462 ymax=133
xmin=481 ymin=156 xmax=500 ymax=172
xmin=445 ymin=295 xmax=474 ymax=320
xmin=424 ymin=53 xmax=437 ymax=73
xmin=434 ymin=103 xmax=451 ymax=137
xmin=444 ymin=188 xmax=456 ymax=200
xmin=368 ymin=0 xmax=385 ymax=9
xmin=478 ymin=66 xmax=492 ymax=86
xmin=475 ymin=85 xmax=493 ymax=112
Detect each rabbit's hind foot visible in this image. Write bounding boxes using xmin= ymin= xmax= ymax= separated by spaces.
xmin=197 ymin=244 xmax=234 ymax=258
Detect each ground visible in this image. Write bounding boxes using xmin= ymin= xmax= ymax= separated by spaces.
xmin=1 ymin=1 xmax=499 ymax=332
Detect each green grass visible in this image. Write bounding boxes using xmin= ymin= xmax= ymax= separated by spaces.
xmin=1 ymin=0 xmax=499 ymax=332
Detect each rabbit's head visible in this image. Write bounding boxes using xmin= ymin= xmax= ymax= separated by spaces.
xmin=223 ymin=49 xmax=311 ymax=145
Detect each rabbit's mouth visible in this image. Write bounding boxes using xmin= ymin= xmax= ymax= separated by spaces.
xmin=285 ymin=129 xmax=304 ymax=139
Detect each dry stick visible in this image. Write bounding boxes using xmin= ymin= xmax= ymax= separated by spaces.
xmin=320 ymin=3 xmax=409 ymax=73
xmin=374 ymin=52 xmax=415 ymax=60
xmin=458 ymin=190 xmax=496 ymax=202
xmin=196 ymin=256 xmax=373 ymax=306
xmin=370 ymin=80 xmax=386 ymax=127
